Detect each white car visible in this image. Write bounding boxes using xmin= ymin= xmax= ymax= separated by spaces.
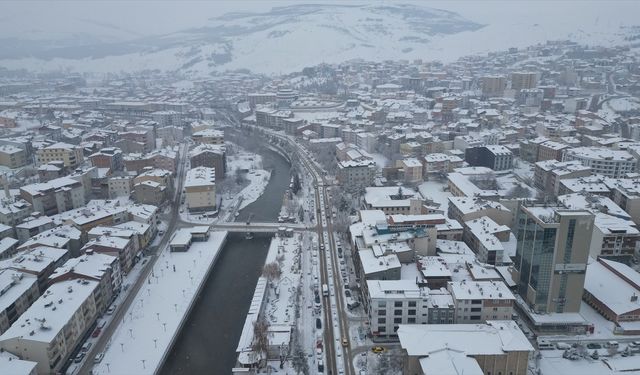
xmin=94 ymin=352 xmax=105 ymax=364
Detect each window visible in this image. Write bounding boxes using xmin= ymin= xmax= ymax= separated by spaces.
xmin=378 ymin=318 xmax=386 ymax=324
xmin=394 ymin=309 xmax=402 ymax=316
xmin=394 ymin=301 xmax=402 ymax=307
xmin=378 ymin=301 xmax=386 ymax=308
xmin=378 ymin=310 xmax=386 ymax=316
xmin=408 ymin=309 xmax=416 ymax=316
xmin=394 ymin=317 xmax=402 ymax=324
xmin=408 ymin=317 xmax=416 ymax=324
xmin=408 ymin=301 xmax=417 ymax=307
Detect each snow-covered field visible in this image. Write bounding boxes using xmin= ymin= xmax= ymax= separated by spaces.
xmin=90 ymin=231 xmax=228 ymax=375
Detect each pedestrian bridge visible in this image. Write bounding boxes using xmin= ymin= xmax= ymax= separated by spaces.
xmin=209 ymin=222 xmax=311 ymax=233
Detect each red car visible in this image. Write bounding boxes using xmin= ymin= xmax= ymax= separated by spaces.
xmin=92 ymin=328 xmax=101 ymax=338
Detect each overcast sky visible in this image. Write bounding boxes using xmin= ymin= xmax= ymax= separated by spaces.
xmin=1 ymin=0 xmax=638 ymax=40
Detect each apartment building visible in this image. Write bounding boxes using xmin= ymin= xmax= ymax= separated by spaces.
xmin=533 ymin=160 xmax=591 ymax=196
xmin=463 ymin=216 xmax=512 ymax=265
xmin=367 ymin=280 xmax=428 ymax=338
xmin=563 ymin=147 xmax=637 ymax=178
xmin=465 ymin=145 xmax=513 ymax=171
xmin=35 ymin=142 xmax=83 ymax=168
xmin=184 ymin=167 xmax=216 ymax=212
xmin=0 ymin=270 xmax=39 ymax=334
xmin=49 ymin=251 xmax=121 ymax=313
xmin=337 ymin=160 xmax=376 ymax=194
xmin=107 ymin=176 xmax=134 ymax=198
xmin=89 ymin=147 xmax=123 ymax=171
xmin=0 ymin=144 xmax=27 ymax=168
xmin=20 ymin=177 xmax=86 ymax=216
xmin=0 ymin=280 xmax=99 ymax=374
xmin=189 ymin=144 xmax=226 ymax=181
xmin=423 ymin=153 xmax=463 ymax=175
xmin=447 ymin=280 xmax=515 ymax=323
xmin=481 ymin=75 xmax=506 ymax=97
xmin=82 ymin=236 xmax=136 ymax=274
xmin=192 ymin=129 xmax=224 ymax=145
xmin=511 ymin=71 xmax=538 ymax=91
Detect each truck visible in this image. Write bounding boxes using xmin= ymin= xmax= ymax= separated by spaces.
xmin=322 ymin=284 xmax=329 ymax=297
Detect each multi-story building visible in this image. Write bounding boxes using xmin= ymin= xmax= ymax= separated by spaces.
xmin=0 ymin=145 xmax=27 ymax=168
xmin=184 ymin=167 xmax=216 ymax=212
xmin=133 ymin=181 xmax=167 ymax=206
xmin=537 ymin=140 xmax=568 ymax=162
xmin=189 ymin=144 xmax=226 ymax=181
xmin=512 ymin=204 xmax=594 ymax=314
xmin=337 ymin=160 xmax=376 ymax=194
xmin=133 ymin=168 xmax=173 ymax=189
xmin=366 ymin=280 xmax=430 ymax=338
xmin=15 ymin=216 xmax=55 ymax=243
xmin=192 ymin=129 xmax=224 ymax=145
xmin=0 ymin=280 xmax=99 ymax=374
xmin=511 ymin=71 xmax=538 ymax=91
xmin=563 ymin=147 xmax=637 ymax=178
xmin=82 ymin=236 xmax=136 ymax=274
xmin=463 ymin=216 xmax=512 ymax=265
xmin=20 ymin=177 xmax=86 ymax=216
xmin=481 ymin=75 xmax=506 ymax=97
xmin=0 ymin=270 xmax=39 ymax=334
xmin=0 ymin=199 xmax=33 ymax=226
xmin=398 ymin=321 xmax=533 ymax=375
xmin=151 ymin=110 xmax=182 ymax=127
xmin=447 ymin=280 xmax=515 ymax=323
xmin=465 ymin=145 xmax=513 ymax=171
xmin=448 ymin=197 xmax=512 ymax=227
xmin=364 ymin=187 xmax=426 ymax=215
xmin=35 ymin=142 xmax=83 ymax=168
xmin=107 ymin=176 xmax=134 ymax=198
xmin=423 ymin=153 xmax=463 ymax=175
xmin=89 ymin=147 xmax=123 ymax=171
xmin=397 ymin=158 xmax=423 ymax=183
xmin=533 ymin=160 xmax=592 ymax=196
xmin=49 ymin=251 xmax=121 ymax=313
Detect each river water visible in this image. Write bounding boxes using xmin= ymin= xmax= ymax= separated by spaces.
xmin=159 ymin=149 xmax=291 ymax=375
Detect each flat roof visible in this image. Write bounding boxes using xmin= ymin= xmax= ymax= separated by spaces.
xmin=0 ymin=279 xmax=98 ymax=344
xmin=397 ymin=320 xmax=533 ymax=357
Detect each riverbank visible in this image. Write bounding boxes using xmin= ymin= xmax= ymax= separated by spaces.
xmin=91 ymin=231 xmax=228 ymax=375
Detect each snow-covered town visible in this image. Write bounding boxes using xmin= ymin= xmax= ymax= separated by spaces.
xmin=1 ymin=2 xmax=640 ymax=375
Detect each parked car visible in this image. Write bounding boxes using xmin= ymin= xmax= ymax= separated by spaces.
xmin=94 ymin=352 xmax=105 ymax=364
xmin=74 ymin=353 xmax=85 ymax=364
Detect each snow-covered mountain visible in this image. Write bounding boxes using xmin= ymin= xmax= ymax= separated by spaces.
xmin=0 ymin=3 xmax=483 ymax=75
xmin=0 ymin=2 xmax=634 ymax=76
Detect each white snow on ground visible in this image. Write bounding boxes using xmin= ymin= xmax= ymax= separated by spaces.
xmin=418 ymin=180 xmax=452 ymax=213
xmin=513 ymin=158 xmax=535 ymax=181
xmin=90 ymin=231 xmax=228 ymax=375
xmin=607 ymin=97 xmax=640 ymax=112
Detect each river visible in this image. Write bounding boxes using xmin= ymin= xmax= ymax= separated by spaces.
xmin=159 ymin=148 xmax=291 ymax=375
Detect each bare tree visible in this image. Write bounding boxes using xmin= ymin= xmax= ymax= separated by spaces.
xmin=262 ymin=262 xmax=282 ymax=281
xmin=251 ymin=318 xmax=270 ymax=368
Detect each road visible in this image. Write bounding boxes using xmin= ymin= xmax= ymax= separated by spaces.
xmin=239 ymin=119 xmax=353 ymax=375
xmin=76 ymin=143 xmax=189 ymax=375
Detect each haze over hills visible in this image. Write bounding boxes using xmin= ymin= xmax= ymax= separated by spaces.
xmin=0 ymin=2 xmax=637 ymax=76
